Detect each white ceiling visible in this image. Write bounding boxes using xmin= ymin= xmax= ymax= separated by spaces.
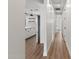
xmin=37 ymin=0 xmax=44 ymax=3
xmin=26 ymin=0 xmax=44 ymax=4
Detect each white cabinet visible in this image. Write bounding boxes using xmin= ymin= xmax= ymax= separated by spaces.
xmin=25 ymin=15 xmax=37 ymax=39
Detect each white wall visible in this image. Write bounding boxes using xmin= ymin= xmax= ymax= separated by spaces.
xmin=40 ymin=5 xmax=48 ymax=56
xmin=44 ymin=0 xmax=56 ymax=54
xmin=63 ymin=5 xmax=71 ymax=54
xmin=8 ymin=0 xmax=26 ymax=59
xmin=46 ymin=11 xmax=55 ymax=51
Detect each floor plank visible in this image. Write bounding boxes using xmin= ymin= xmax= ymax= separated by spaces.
xmin=48 ymin=32 xmax=70 ymax=59
xmin=25 ymin=36 xmax=46 ymax=59
xmin=25 ymin=32 xmax=70 ymax=59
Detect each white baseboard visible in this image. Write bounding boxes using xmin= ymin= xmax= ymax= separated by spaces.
xmin=64 ymin=39 xmax=71 ymax=55
xmin=43 ymin=34 xmax=55 ymax=56
xmin=43 ymin=50 xmax=47 ymax=56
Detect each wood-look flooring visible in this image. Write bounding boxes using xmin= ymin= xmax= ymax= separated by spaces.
xmin=25 ymin=32 xmax=70 ymax=59
xmin=25 ymin=36 xmax=46 ymax=59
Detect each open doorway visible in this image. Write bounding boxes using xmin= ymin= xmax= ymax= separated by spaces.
xmin=37 ymin=15 xmax=40 ymax=44
xmin=25 ymin=13 xmax=42 ymax=59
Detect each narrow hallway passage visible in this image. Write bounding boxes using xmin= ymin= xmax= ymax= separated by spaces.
xmin=26 ymin=33 xmax=70 ymax=59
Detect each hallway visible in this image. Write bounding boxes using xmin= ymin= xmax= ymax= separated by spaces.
xmin=25 ymin=33 xmax=70 ymax=59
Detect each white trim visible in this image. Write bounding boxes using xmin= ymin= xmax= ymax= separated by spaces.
xmin=43 ymin=51 xmax=47 ymax=56
xmin=47 ymin=33 xmax=55 ymax=54
xmin=64 ymin=38 xmax=71 ymax=55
